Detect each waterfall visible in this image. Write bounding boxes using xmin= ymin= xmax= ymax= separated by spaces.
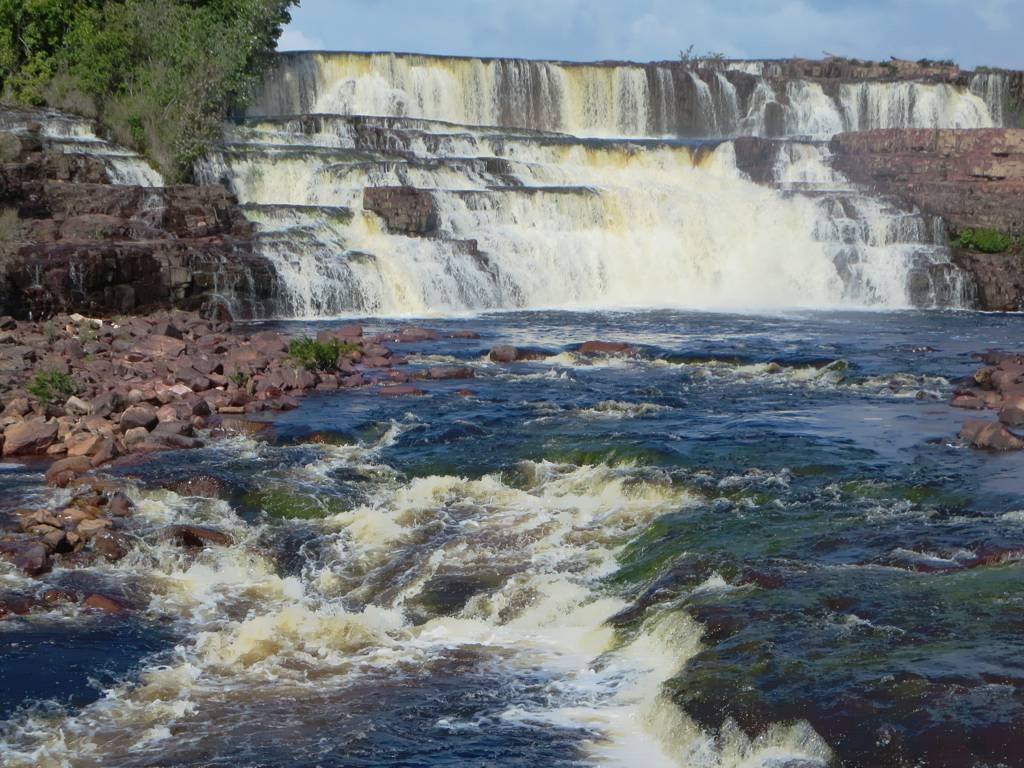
xmin=970 ymin=72 xmax=1009 ymax=126
xmin=0 ymin=106 xmax=163 ymax=187
xmin=204 ymin=51 xmax=997 ymax=317
xmin=248 ymin=52 xmax=999 ymax=139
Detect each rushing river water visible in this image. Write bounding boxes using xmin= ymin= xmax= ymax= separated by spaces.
xmin=2 ymin=309 xmax=1024 ymax=768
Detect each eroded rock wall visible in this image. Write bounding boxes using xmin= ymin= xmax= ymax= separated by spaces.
xmin=0 ymin=115 xmax=277 ymax=320
xmin=830 ymin=128 xmax=1024 ymax=310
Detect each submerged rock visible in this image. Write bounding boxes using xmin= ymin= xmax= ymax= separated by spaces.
xmin=960 ymin=420 xmax=1024 ymax=451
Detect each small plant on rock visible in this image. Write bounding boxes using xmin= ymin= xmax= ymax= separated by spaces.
xmin=28 ymin=370 xmax=77 ymax=405
xmin=42 ymin=321 xmax=62 ymax=344
xmin=288 ymin=337 xmax=359 ymax=372
xmin=956 ymin=228 xmax=1015 ymax=254
xmin=229 ymin=370 xmax=250 ymax=388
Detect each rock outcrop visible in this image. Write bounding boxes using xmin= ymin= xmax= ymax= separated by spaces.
xmin=830 ymin=129 xmax=1024 ymax=310
xmin=0 ymin=112 xmax=277 ymax=320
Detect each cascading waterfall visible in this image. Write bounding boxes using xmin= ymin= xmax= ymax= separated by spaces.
xmin=248 ymin=52 xmax=998 ymax=138
xmin=205 ymin=51 xmax=996 ymax=318
xmin=0 ymin=107 xmax=164 ymax=187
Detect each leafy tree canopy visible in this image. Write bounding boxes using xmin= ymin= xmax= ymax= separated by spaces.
xmin=0 ymin=0 xmax=297 ymax=181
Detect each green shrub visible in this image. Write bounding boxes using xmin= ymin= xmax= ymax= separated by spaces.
xmin=288 ymin=337 xmax=359 ymax=372
xmin=28 ymin=370 xmax=77 ymax=404
xmin=956 ymin=228 xmax=1015 ymax=254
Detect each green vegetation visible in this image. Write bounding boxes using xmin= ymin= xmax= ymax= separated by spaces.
xmin=244 ymin=487 xmax=346 ymax=520
xmin=679 ymin=45 xmax=727 ymax=67
xmin=288 ymin=337 xmax=359 ymax=371
xmin=955 ymin=228 xmax=1018 ymax=254
xmin=28 ymin=369 xmax=77 ymax=404
xmin=0 ymin=0 xmax=297 ymax=181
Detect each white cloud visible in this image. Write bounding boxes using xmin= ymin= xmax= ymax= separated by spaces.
xmin=277 ymin=27 xmax=326 ymax=52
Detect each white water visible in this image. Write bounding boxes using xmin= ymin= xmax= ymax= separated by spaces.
xmin=201 ymin=108 xmax=968 ymax=317
xmin=249 ymin=52 xmax=998 ymax=139
xmin=0 ymin=107 xmax=163 ymax=187
xmin=0 ymin=429 xmax=832 ymax=768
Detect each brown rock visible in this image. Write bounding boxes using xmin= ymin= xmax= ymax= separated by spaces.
xmin=427 ymin=366 xmax=475 ymax=380
xmin=579 ymin=340 xmax=635 ymax=356
xmin=46 ymin=456 xmax=93 ymax=487
xmin=134 ymin=335 xmax=186 ymax=358
xmin=164 ymin=475 xmax=226 ymax=499
xmin=999 ymin=397 xmax=1024 ymax=427
xmin=960 ymin=420 xmax=1024 ymax=451
xmin=92 ymin=530 xmax=131 ymax=562
xmin=65 ymin=432 xmax=102 ymax=457
xmin=83 ymin=594 xmax=128 ymax=615
xmin=123 ymin=426 xmax=151 ymax=449
xmin=0 ymin=538 xmax=52 ymax=576
xmin=950 ymin=394 xmax=986 ymax=410
xmin=90 ymin=438 xmax=120 ymax=467
xmin=163 ymin=524 xmax=233 ymax=548
xmin=120 ymin=405 xmax=158 ymax=431
xmin=3 ymin=418 xmax=58 ymax=456
xmin=379 ymin=385 xmax=426 ymax=397
xmin=107 ymin=490 xmax=135 ymax=517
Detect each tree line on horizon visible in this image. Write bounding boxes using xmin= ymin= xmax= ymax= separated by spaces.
xmin=0 ymin=0 xmax=298 ymax=182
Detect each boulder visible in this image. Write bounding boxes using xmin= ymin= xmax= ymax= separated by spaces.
xmin=83 ymin=594 xmax=128 ymax=615
xmin=120 ymin=405 xmax=158 ymax=431
xmin=92 ymin=530 xmax=131 ymax=562
xmin=579 ymin=340 xmax=635 ymax=356
xmin=3 ymin=418 xmax=58 ymax=456
xmin=960 ymin=420 xmax=1024 ymax=451
xmin=133 ymin=335 xmax=187 ymax=359
xmin=65 ymin=432 xmax=102 ymax=457
xmin=45 ymin=456 xmax=93 ymax=487
xmin=379 ymin=386 xmax=426 ymax=397
xmin=162 ymin=524 xmax=233 ymax=548
xmin=427 ymin=366 xmax=475 ymax=380
xmin=0 ymin=538 xmax=52 ymax=576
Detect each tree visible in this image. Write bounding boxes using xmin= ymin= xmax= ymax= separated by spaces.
xmin=0 ymin=0 xmax=298 ymax=181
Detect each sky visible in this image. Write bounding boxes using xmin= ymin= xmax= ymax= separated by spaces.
xmin=277 ymin=0 xmax=1021 ymax=70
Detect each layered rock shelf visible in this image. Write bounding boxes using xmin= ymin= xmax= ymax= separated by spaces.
xmin=831 ymin=129 xmax=1024 ymax=310
xmin=0 ymin=116 xmax=277 ymax=320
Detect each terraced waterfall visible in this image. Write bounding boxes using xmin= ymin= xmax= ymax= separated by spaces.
xmin=197 ymin=52 xmax=1004 ymax=317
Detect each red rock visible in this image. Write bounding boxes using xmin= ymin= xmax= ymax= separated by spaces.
xmin=999 ymin=396 xmax=1024 ymax=427
xmin=90 ymin=438 xmax=120 ymax=467
xmin=153 ymin=420 xmax=194 ymax=437
xmin=65 ymin=432 xmax=101 ymax=457
xmin=120 ymin=405 xmax=158 ymax=431
xmin=579 ymin=340 xmax=635 ymax=356
xmin=396 ymin=326 xmax=441 ymax=342
xmin=488 ymin=345 xmax=544 ymax=363
xmin=163 ymin=476 xmax=226 ymax=499
xmin=107 ymin=490 xmax=134 ymax=517
xmin=951 ymin=394 xmax=986 ymax=410
xmin=960 ymin=420 xmax=1024 ymax=451
xmin=449 ymin=331 xmax=481 ymax=339
xmin=92 ymin=530 xmax=131 ymax=562
xmin=427 ymin=366 xmax=475 ymax=380
xmin=83 ymin=594 xmax=128 ymax=615
xmin=379 ymin=386 xmax=426 ymax=397
xmin=3 ymin=418 xmax=58 ymax=456
xmin=0 ymin=538 xmax=52 ymax=576
xmin=89 ymin=391 xmax=126 ymax=418
xmin=134 ymin=335 xmax=186 ymax=359
xmin=46 ymin=456 xmax=92 ymax=487
xmin=163 ymin=524 xmax=233 ymax=548
xmin=41 ymin=588 xmax=78 ymax=605
xmin=317 ymin=325 xmax=362 ymax=342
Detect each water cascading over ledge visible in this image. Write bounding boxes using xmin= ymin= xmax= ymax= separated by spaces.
xmin=199 ymin=51 xmax=997 ymax=318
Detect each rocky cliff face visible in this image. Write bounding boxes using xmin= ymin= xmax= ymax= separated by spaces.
xmin=830 ymin=128 xmax=1024 ymax=310
xmin=0 ymin=114 xmax=278 ymax=320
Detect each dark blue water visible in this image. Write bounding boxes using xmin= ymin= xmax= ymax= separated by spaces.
xmin=2 ymin=309 xmax=1023 ymax=768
